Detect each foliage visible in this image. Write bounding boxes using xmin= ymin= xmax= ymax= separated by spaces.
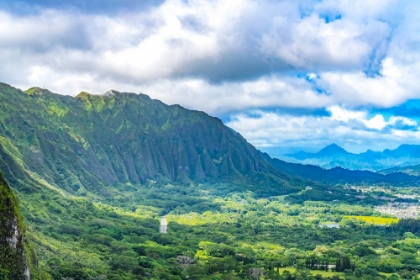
xmin=7 ymin=178 xmax=420 ymax=279
xmin=343 ymin=216 xmax=399 ymax=225
xmin=0 ymin=82 xmax=308 ymax=202
xmin=0 ymin=173 xmax=32 ymax=279
xmin=2 ymin=82 xmax=420 ymax=279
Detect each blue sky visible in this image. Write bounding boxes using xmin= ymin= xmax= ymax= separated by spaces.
xmin=1 ymin=0 xmax=420 ymax=154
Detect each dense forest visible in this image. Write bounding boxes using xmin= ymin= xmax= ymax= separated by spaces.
xmin=1 ymin=83 xmax=420 ymax=279
xmin=6 ymin=177 xmax=420 ymax=280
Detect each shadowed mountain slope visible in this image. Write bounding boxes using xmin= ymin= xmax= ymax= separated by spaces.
xmin=0 ymin=83 xmax=306 ymax=198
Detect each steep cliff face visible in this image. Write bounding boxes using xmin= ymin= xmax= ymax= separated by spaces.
xmin=0 ymin=83 xmax=305 ymax=198
xmin=0 ymin=173 xmax=30 ymax=280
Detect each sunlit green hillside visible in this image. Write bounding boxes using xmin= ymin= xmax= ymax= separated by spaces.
xmin=1 ymin=83 xmax=420 ymax=279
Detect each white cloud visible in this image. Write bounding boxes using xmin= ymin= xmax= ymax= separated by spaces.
xmin=1 ymin=0 xmax=416 ymax=109
xmin=364 ymin=115 xmax=386 ymax=130
xmin=318 ymin=58 xmax=420 ymax=108
xmin=226 ymin=108 xmax=420 ymax=152
xmin=2 ymin=0 xmax=420 ymax=150
xmin=260 ymin=13 xmax=389 ymax=70
xmin=328 ymin=106 xmax=366 ymax=122
xmin=389 ymin=117 xmax=417 ymax=127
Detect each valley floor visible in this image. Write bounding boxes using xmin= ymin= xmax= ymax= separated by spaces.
xmin=18 ymin=183 xmax=420 ymax=279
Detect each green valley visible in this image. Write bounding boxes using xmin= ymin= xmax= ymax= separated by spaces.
xmin=13 ymin=178 xmax=420 ymax=279
xmin=1 ymin=83 xmax=420 ymax=279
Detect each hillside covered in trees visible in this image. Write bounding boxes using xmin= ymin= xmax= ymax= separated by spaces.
xmin=1 ymin=83 xmax=420 ymax=279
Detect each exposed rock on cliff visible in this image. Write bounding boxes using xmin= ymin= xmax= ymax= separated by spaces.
xmin=0 ymin=173 xmax=30 ymax=280
xmin=0 ymin=83 xmax=306 ymax=198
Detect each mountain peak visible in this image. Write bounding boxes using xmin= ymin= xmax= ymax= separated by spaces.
xmin=25 ymin=87 xmax=49 ymax=96
xmin=317 ymin=143 xmax=348 ymax=156
xmin=283 ymin=143 xmax=348 ymax=160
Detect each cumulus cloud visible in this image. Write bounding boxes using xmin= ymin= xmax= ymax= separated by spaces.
xmin=1 ymin=0 xmax=420 ymax=151
xmin=0 ymin=1 xmax=410 ymax=98
xmin=226 ymin=107 xmax=420 ymax=152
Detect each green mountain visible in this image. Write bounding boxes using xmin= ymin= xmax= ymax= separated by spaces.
xmin=2 ymin=82 xmax=420 ymax=279
xmin=0 ymin=82 xmax=316 ymax=279
xmin=0 ymin=83 xmax=306 ymax=200
xmin=261 ymin=152 xmax=420 ymax=187
xmin=0 ymin=173 xmax=30 ymax=280
xmin=282 ymin=144 xmax=420 ymax=171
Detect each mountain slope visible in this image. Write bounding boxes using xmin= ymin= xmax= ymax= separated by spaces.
xmin=0 ymin=173 xmax=30 ymax=280
xmin=283 ymin=144 xmax=420 ymax=171
xmin=0 ymin=82 xmax=315 ymax=278
xmin=0 ymin=83 xmax=305 ymax=199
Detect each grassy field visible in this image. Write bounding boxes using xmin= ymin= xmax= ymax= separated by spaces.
xmin=278 ymin=267 xmax=345 ymax=277
xmin=343 ymin=215 xmax=398 ymax=225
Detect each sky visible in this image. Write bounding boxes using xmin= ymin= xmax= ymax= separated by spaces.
xmin=1 ymin=0 xmax=420 ymax=155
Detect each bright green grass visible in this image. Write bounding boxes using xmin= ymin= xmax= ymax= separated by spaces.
xmin=343 ymin=216 xmax=398 ymax=225
xmin=278 ymin=267 xmax=345 ymax=277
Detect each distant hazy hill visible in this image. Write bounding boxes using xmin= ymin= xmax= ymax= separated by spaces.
xmin=282 ymin=143 xmax=420 ymax=171
xmin=0 ymin=83 xmax=307 ymax=198
xmin=261 ymin=152 xmax=420 ymax=186
xmin=381 ymin=164 xmax=420 ymax=176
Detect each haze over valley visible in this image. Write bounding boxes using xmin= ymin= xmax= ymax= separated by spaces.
xmin=279 ymin=143 xmax=420 ymax=172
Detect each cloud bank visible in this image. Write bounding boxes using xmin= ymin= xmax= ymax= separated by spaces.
xmin=1 ymin=0 xmax=420 ymax=152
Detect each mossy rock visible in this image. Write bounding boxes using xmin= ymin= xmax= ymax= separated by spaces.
xmin=0 ymin=173 xmax=30 ymax=280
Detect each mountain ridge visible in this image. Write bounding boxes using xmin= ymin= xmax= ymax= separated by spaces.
xmin=0 ymin=82 xmax=306 ymax=199
xmin=2 ymin=82 xmax=420 ymax=279
xmin=381 ymin=163 xmax=420 ymax=176
xmin=261 ymin=152 xmax=420 ymax=186
xmin=282 ymin=143 xmax=420 ymax=171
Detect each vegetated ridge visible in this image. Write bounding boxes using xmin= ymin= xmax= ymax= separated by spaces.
xmin=0 ymin=82 xmax=306 ymax=199
xmin=381 ymin=163 xmax=420 ymax=176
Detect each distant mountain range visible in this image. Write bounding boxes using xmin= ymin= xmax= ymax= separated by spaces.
xmin=381 ymin=164 xmax=420 ymax=176
xmin=261 ymin=152 xmax=420 ymax=186
xmin=281 ymin=143 xmax=420 ymax=171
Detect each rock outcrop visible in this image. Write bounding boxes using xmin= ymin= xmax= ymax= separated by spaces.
xmin=0 ymin=173 xmax=30 ymax=280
